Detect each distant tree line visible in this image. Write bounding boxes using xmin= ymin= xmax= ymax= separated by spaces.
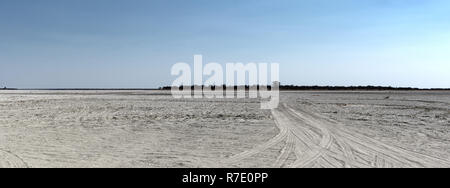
xmin=279 ymin=85 xmax=449 ymax=91
xmin=160 ymin=85 xmax=449 ymax=91
xmin=1 ymin=87 xmax=17 ymax=90
xmin=160 ymin=85 xmax=274 ymax=91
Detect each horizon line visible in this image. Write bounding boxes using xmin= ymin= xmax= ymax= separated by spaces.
xmin=2 ymin=85 xmax=450 ymax=91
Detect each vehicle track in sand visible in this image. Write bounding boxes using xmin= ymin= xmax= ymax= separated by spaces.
xmin=0 ymin=149 xmax=28 ymax=168
xmin=225 ymin=102 xmax=450 ymax=168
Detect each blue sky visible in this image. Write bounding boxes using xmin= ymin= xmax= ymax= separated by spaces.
xmin=0 ymin=0 xmax=449 ymax=88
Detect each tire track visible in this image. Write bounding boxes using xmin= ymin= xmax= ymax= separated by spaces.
xmin=288 ymin=104 xmax=450 ymax=168
xmin=281 ymin=104 xmax=334 ymax=168
xmin=225 ymin=104 xmax=333 ymax=167
xmin=225 ymin=101 xmax=450 ymax=168
xmin=274 ymin=134 xmax=295 ymax=167
xmin=223 ymin=110 xmax=289 ymax=164
xmin=0 ymin=149 xmax=28 ymax=168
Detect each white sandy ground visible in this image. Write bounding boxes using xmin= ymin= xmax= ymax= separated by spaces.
xmin=0 ymin=90 xmax=449 ymax=168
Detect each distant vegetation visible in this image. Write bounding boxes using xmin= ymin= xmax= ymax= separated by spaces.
xmin=1 ymin=87 xmax=18 ymax=90
xmin=160 ymin=85 xmax=450 ymax=91
xmin=278 ymin=85 xmax=450 ymax=91
xmin=160 ymin=85 xmax=273 ymax=91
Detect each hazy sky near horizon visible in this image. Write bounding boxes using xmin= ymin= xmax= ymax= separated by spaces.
xmin=1 ymin=0 xmax=449 ymax=88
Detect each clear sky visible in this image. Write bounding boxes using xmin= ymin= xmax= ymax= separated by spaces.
xmin=1 ymin=0 xmax=449 ymax=88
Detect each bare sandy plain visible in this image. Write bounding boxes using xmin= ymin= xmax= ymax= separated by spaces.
xmin=0 ymin=90 xmax=449 ymax=168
